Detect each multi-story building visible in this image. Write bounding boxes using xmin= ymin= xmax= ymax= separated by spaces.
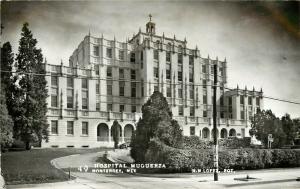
xmin=42 ymin=17 xmax=263 ymax=148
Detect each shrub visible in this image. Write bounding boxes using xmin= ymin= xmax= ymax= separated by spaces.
xmin=183 ymin=136 xmax=212 ymax=149
xmin=144 ymin=139 xmax=300 ymax=173
xmin=182 ymin=136 xmax=251 ymax=149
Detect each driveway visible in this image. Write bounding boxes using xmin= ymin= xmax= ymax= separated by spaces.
xmin=7 ymin=150 xmax=300 ymax=189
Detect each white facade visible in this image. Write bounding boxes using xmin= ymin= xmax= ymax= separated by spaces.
xmin=42 ymin=18 xmax=263 ymax=148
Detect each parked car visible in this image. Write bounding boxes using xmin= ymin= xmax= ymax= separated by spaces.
xmin=119 ymin=142 xmax=130 ymax=149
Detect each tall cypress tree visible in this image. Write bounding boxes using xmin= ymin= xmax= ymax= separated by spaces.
xmin=15 ymin=23 xmax=49 ymax=149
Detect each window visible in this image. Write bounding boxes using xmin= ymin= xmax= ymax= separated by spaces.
xmin=154 ymin=67 xmax=158 ymax=78
xmin=131 ymin=69 xmax=136 ymax=80
xmin=141 ymin=80 xmax=144 ymax=97
xmin=96 ymin=82 xmax=99 ymax=94
xmin=106 ymin=48 xmax=112 ymax=58
xmin=178 ymin=45 xmax=183 ymax=53
xmin=131 ymin=82 xmax=136 ymax=97
xmin=220 ymin=111 xmax=225 ymax=118
xmin=166 ymin=52 xmax=171 ymax=62
xmin=166 ymin=63 xmax=171 ymax=79
xmin=178 ymin=88 xmax=183 ymax=98
xmin=179 ymin=106 xmax=184 ymax=116
xmin=178 ymin=54 xmax=183 ymax=64
xmin=119 ymin=50 xmax=124 ymax=60
xmin=220 ymin=96 xmax=224 ymax=106
xmin=167 ymin=86 xmax=171 ymax=97
xmin=67 ymin=121 xmax=74 ymax=135
xmin=119 ymin=68 xmax=124 ymax=79
xmin=120 ymin=105 xmax=125 ymax=112
xmin=203 ymin=80 xmax=207 ymax=89
xmin=119 ymin=81 xmax=125 ymax=96
xmin=228 ymin=96 xmax=232 ymax=105
xmin=190 ymin=126 xmax=195 ymax=136
xmin=51 ymin=121 xmax=58 ymax=134
xmin=256 ymin=97 xmax=260 ymax=106
xmin=178 ymin=71 xmax=182 ymax=81
xmin=67 ymin=77 xmax=73 ymax=88
xmin=154 ymin=50 xmax=159 ymax=60
xmin=248 ymin=97 xmax=252 ymax=105
xmin=93 ymin=46 xmax=99 ymax=56
xmin=190 ymin=107 xmax=195 ymax=117
xmin=96 ymin=102 xmax=100 ymax=111
xmin=67 ymin=89 xmax=73 ymax=108
xmin=167 ymin=43 xmax=172 ymax=51
xmin=51 ymin=88 xmax=58 ymax=107
xmin=203 ymin=95 xmax=207 ymax=104
xmin=130 ymin=53 xmax=135 ymax=63
xmin=82 ymin=91 xmax=88 ymax=109
xmin=211 ymin=65 xmax=214 ymax=74
xmin=189 ymin=72 xmax=193 ymax=83
xmin=189 ymin=86 xmax=194 ymax=99
xmin=189 ymin=55 xmax=194 ymax=66
xmin=203 ymin=110 xmax=207 ymax=118
xmin=202 ymin=65 xmax=206 ymax=73
xmin=219 ymin=67 xmax=223 ymax=76
xmin=107 ymin=67 xmax=112 ymax=78
xmin=240 ymin=95 xmax=244 ymax=105
xmin=107 ymin=104 xmax=113 ymax=111
xmin=51 ymin=76 xmax=58 ymax=86
xmin=241 ymin=111 xmax=245 ymax=120
xmin=82 ymin=78 xmax=88 ymax=89
xmin=82 ymin=122 xmax=88 ymax=135
xmin=95 ymin=66 xmax=99 ymax=75
xmin=131 ymin=106 xmax=136 ymax=113
xmin=107 ymin=84 xmax=112 ymax=95
xmin=140 ymin=51 xmax=143 ymax=61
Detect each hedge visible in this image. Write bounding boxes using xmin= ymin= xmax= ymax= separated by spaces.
xmin=145 ymin=139 xmax=300 ymax=172
xmin=183 ymin=136 xmax=251 ymax=149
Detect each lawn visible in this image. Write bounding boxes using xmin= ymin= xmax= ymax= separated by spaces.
xmin=1 ymin=148 xmax=108 ymax=185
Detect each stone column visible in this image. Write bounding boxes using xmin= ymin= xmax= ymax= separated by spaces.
xmin=121 ymin=127 xmax=125 ymax=143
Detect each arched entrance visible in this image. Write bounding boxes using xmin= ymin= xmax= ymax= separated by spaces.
xmin=220 ymin=128 xmax=228 ymax=139
xmin=97 ymin=123 xmax=109 ymax=141
xmin=202 ymin=127 xmax=210 ymax=140
xmin=211 ymin=128 xmax=219 ymax=139
xmin=229 ymin=129 xmax=236 ymax=137
xmin=124 ymin=124 xmax=134 ymax=142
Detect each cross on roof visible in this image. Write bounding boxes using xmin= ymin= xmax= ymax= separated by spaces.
xmin=149 ymin=14 xmax=152 ymax=21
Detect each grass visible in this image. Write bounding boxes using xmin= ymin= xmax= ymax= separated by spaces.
xmin=1 ymin=148 xmax=109 ymax=185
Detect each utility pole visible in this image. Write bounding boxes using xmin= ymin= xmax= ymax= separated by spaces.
xmin=213 ymin=64 xmax=219 ymax=181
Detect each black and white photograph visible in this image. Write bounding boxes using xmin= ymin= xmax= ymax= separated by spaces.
xmin=0 ymin=1 xmax=300 ymax=189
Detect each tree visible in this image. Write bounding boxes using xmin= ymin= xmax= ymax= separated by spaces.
xmin=131 ymin=91 xmax=183 ymax=162
xmin=281 ymin=114 xmax=297 ymax=145
xmin=1 ymin=42 xmax=15 ymax=116
xmin=111 ymin=120 xmax=121 ymax=149
xmin=14 ymin=23 xmax=49 ymax=150
xmin=1 ymin=42 xmax=15 ymax=150
xmin=294 ymin=118 xmax=300 ymax=138
xmin=0 ymin=92 xmax=13 ymax=149
xmin=250 ymin=109 xmax=286 ymax=148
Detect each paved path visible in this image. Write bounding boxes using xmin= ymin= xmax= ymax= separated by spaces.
xmin=6 ymin=151 xmax=300 ymax=189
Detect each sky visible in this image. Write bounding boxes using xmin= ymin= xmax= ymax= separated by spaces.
xmin=1 ymin=1 xmax=300 ymax=118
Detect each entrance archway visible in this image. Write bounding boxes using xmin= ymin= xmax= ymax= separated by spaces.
xmin=229 ymin=129 xmax=236 ymax=137
xmin=221 ymin=128 xmax=228 ymax=138
xmin=124 ymin=124 xmax=134 ymax=142
xmin=97 ymin=123 xmax=109 ymax=141
xmin=202 ymin=127 xmax=210 ymax=140
xmin=211 ymin=128 xmax=219 ymax=139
